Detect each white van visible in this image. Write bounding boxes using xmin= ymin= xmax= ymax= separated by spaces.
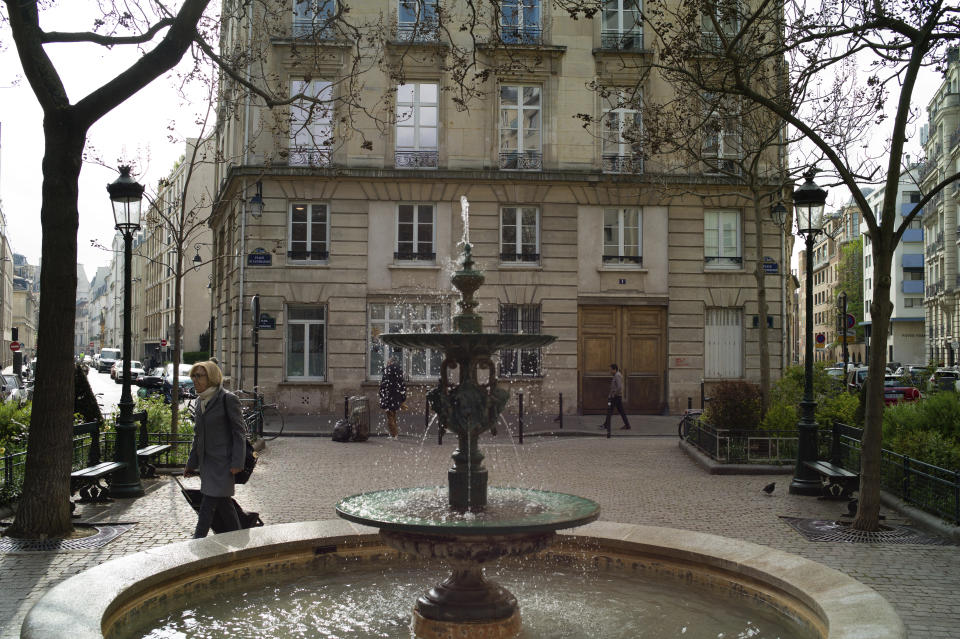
xmin=97 ymin=348 xmax=122 ymax=373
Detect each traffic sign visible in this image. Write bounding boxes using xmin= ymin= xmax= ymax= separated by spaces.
xmin=846 ymin=313 xmax=856 ymax=329
xmin=815 ymin=333 xmax=826 ymax=347
xmin=160 ymin=339 xmax=167 ymax=347
xmin=89 ymin=341 xmax=94 ymax=347
xmin=9 ymin=341 xmax=21 ymax=352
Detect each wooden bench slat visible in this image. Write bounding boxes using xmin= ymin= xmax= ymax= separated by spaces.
xmin=803 ymin=460 xmax=857 ymax=478
xmin=137 ymin=444 xmax=172 ymax=457
xmin=71 ymin=462 xmax=127 ymax=479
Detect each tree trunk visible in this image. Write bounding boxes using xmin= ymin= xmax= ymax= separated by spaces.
xmin=853 ymin=243 xmax=891 ymax=531
xmin=6 ymin=119 xmax=86 ymax=539
xmin=170 ymin=254 xmax=185 ymax=434
xmin=753 ymin=196 xmax=770 ymax=414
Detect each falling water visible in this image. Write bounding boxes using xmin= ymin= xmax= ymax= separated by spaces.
xmin=460 ymin=195 xmax=470 ymax=246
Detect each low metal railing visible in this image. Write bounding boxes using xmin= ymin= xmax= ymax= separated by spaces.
xmin=683 ymin=421 xmax=799 ymax=464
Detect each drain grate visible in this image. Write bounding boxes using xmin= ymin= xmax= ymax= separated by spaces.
xmin=780 ymin=517 xmax=954 ymax=545
xmin=0 ymin=523 xmax=134 ymax=553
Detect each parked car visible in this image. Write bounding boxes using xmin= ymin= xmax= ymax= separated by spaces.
xmin=928 ymin=368 xmax=960 ymax=391
xmin=847 ymin=366 xmax=870 ymax=391
xmin=162 ymin=363 xmax=196 ymax=402
xmin=893 ymin=365 xmax=928 ymax=386
xmin=136 ymin=367 xmax=167 ymax=398
xmin=1 ymin=373 xmax=27 ymax=406
xmin=97 ymin=348 xmax=121 ymax=373
xmin=882 ymin=375 xmax=922 ymax=405
xmin=113 ymin=360 xmax=146 ymax=384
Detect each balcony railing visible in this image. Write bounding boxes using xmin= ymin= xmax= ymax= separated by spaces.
xmin=704 ymin=255 xmax=743 ymax=266
xmin=395 ymin=22 xmax=440 ymax=43
xmin=395 ymin=150 xmax=439 ymax=169
xmin=599 ymin=29 xmax=644 ymax=51
xmin=500 ymin=25 xmax=542 ymax=45
xmin=603 ymin=254 xmax=642 ymax=266
xmin=500 ymin=252 xmax=540 ymax=263
xmin=602 ymin=154 xmax=643 ymax=174
xmin=394 ymin=250 xmax=436 ymax=261
xmin=287 ymin=250 xmax=329 ymax=261
xmin=292 ymin=19 xmax=336 ymax=41
xmin=499 ymin=151 xmax=542 ymax=170
xmin=288 ymin=148 xmax=332 ymax=167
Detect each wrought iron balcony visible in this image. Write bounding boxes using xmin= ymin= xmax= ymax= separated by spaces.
xmin=395 ymin=23 xmax=440 ymax=43
xmin=499 ymin=252 xmax=540 ymax=263
xmin=395 ymin=150 xmax=439 ymax=169
xmin=704 ymin=255 xmax=743 ymax=266
xmin=599 ymin=30 xmax=644 ymax=51
xmin=500 ymin=25 xmax=543 ymax=45
xmin=603 ymin=254 xmax=642 ymax=266
xmin=287 ymin=249 xmax=329 ymax=261
xmin=394 ymin=250 xmax=436 ymax=261
xmin=287 ymin=148 xmax=332 ymax=167
xmin=292 ymin=19 xmax=336 ymax=41
xmin=498 ymin=315 xmax=543 ymax=334
xmin=703 ymin=157 xmax=742 ymax=175
xmin=499 ymin=152 xmax=542 ymax=170
xmin=602 ymin=154 xmax=643 ymax=174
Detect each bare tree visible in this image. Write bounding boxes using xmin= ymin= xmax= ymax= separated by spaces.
xmin=640 ymin=0 xmax=960 ymax=530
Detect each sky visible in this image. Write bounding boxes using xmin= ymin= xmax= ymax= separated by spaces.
xmin=0 ymin=5 xmax=945 ymax=278
xmin=0 ymin=5 xmax=210 ymax=275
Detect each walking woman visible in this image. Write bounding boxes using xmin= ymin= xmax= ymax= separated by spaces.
xmin=378 ymin=356 xmax=406 ymax=439
xmin=183 ymin=360 xmax=245 ymax=537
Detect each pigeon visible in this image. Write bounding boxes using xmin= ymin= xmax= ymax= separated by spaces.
xmin=762 ymin=482 xmax=776 ymax=495
xmin=845 ymin=498 xmax=858 ymax=517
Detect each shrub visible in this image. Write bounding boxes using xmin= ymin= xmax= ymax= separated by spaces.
xmin=759 ymin=401 xmax=796 ymax=431
xmin=0 ymin=401 xmax=31 ymax=453
xmin=182 ymin=351 xmax=209 ymax=364
xmin=705 ymin=381 xmax=761 ymax=430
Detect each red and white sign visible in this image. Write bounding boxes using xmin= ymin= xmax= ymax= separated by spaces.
xmin=160 ymin=339 xmax=168 ymax=347
xmin=89 ymin=341 xmax=94 ymax=347
xmin=9 ymin=341 xmax=21 ymax=352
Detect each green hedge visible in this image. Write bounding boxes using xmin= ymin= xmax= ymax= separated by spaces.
xmin=182 ymin=351 xmax=209 ymax=364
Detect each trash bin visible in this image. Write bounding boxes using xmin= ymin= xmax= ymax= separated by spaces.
xmin=348 ymin=395 xmax=370 ymax=441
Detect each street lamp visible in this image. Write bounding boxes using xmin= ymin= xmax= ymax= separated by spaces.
xmin=789 ymin=169 xmax=828 ymax=495
xmin=193 ymin=244 xmax=202 ymax=271
xmin=771 ymin=202 xmax=788 ymax=370
xmin=107 ymin=166 xmax=145 ymax=498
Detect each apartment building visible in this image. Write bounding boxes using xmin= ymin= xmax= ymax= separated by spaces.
xmin=920 ymin=47 xmax=960 ymax=365
xmin=861 ymin=169 xmax=925 ymax=366
xmin=208 ymin=0 xmax=788 ymax=416
xmin=141 ymin=138 xmax=214 ymax=365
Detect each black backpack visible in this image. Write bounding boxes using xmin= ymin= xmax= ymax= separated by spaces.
xmin=332 ymin=419 xmax=353 ymax=442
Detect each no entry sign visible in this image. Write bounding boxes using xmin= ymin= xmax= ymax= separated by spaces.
xmin=9 ymin=341 xmax=21 ymax=352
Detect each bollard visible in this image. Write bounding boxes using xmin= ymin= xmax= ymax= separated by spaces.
xmin=688 ymin=396 xmax=692 ymax=410
xmin=518 ymin=391 xmax=524 ymax=445
xmin=558 ymin=393 xmax=563 ymax=429
xmin=343 ymin=395 xmax=349 ymax=421
xmin=700 ymin=380 xmax=705 ymax=409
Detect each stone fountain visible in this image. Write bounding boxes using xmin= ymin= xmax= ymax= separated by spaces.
xmin=336 ymin=216 xmax=599 ymax=638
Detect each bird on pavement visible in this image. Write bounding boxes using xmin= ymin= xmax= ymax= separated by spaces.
xmin=762 ymin=482 xmax=776 ymax=495
xmin=845 ymin=498 xmax=858 ymax=517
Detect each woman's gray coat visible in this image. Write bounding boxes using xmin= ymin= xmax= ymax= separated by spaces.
xmin=187 ymin=388 xmax=246 ymax=498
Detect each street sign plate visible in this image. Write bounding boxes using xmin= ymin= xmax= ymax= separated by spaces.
xmin=9 ymin=341 xmax=20 ymax=352
xmin=160 ymin=339 xmax=167 ymax=347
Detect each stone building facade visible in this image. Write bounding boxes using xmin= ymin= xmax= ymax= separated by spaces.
xmin=208 ymin=0 xmax=788 ymax=416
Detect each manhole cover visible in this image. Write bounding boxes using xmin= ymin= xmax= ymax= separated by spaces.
xmin=0 ymin=523 xmax=134 ymax=553
xmin=780 ymin=517 xmax=954 ymax=545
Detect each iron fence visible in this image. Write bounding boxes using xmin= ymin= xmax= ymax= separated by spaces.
xmin=683 ymin=420 xmax=799 ymax=464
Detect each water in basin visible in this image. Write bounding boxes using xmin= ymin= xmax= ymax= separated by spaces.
xmin=135 ymin=560 xmax=817 ymax=639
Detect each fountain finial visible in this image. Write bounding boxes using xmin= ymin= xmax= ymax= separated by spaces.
xmin=451 ymin=240 xmax=484 ymax=334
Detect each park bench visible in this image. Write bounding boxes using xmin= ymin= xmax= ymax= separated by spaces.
xmin=71 ymin=421 xmax=126 ymax=503
xmin=802 ymin=460 xmax=858 ymax=498
xmin=134 ymin=411 xmax=171 ymax=478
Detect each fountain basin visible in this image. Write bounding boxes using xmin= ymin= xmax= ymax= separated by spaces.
xmin=21 ymin=520 xmax=906 ymax=639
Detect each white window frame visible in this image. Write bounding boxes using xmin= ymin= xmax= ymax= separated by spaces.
xmin=498 ymin=304 xmax=543 ymax=377
xmin=601 ymin=0 xmax=642 ymax=49
xmin=289 ymin=78 xmax=333 ymax=166
xmin=702 ymin=93 xmax=741 ymax=174
xmin=293 ymin=0 xmax=336 ymax=38
xmin=601 ymin=89 xmax=643 ymax=173
xmin=704 ymin=209 xmax=741 ymax=268
xmin=286 ymin=305 xmax=327 ymax=380
xmin=288 ymin=203 xmax=330 ymax=263
xmin=704 ymin=307 xmax=743 ymax=378
xmin=500 ymin=0 xmax=541 ymax=43
xmin=500 ymin=206 xmax=540 ymax=263
xmin=395 ymin=203 xmax=436 ymax=261
xmin=398 ymin=0 xmax=439 ymax=40
xmin=603 ymin=207 xmax=642 ymax=266
xmin=369 ymin=302 xmax=449 ymax=380
xmin=701 ymin=0 xmax=740 ymax=47
xmin=499 ymin=84 xmax=542 ymax=170
xmin=395 ymin=82 xmax=439 ymax=168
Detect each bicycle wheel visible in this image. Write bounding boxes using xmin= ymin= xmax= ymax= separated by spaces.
xmin=260 ymin=404 xmax=285 ymax=440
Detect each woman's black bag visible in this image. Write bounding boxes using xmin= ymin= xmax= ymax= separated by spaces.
xmin=234 ymin=438 xmax=258 ymax=484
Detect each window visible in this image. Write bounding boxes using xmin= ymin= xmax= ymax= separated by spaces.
xmin=501 ymin=0 xmax=541 ymax=43
xmin=602 ymin=90 xmax=643 ymax=174
xmin=286 ymin=306 xmax=326 ymax=379
xmin=396 ymin=203 xmax=435 ymax=261
xmin=603 ymin=208 xmax=642 ymax=265
xmin=704 ymin=209 xmax=741 ymax=267
xmin=369 ymin=302 xmax=448 ymax=379
xmin=601 ymin=0 xmax=642 ymax=50
xmin=702 ymin=93 xmax=740 ymax=174
xmin=705 ymin=308 xmax=743 ymax=378
xmin=398 ymin=0 xmax=438 ymax=41
xmin=498 ymin=304 xmax=542 ymax=377
xmin=904 ymin=297 xmax=922 ymax=308
xmin=289 ymin=79 xmax=333 ymax=166
xmin=501 ymin=206 xmax=540 ymax=263
xmin=396 ymin=83 xmax=439 ymax=168
xmin=293 ymin=0 xmax=335 ymax=39
xmin=288 ymin=203 xmax=329 ymax=262
xmin=499 ymin=85 xmax=542 ymax=169
xmin=701 ymin=0 xmax=740 ymax=50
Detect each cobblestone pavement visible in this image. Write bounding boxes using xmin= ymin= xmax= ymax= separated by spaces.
xmin=2 ymin=430 xmax=959 ymax=638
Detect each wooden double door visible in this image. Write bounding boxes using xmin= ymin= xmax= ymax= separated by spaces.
xmin=578 ymin=305 xmax=667 ymax=414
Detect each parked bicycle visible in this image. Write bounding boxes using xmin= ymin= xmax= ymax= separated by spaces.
xmin=678 ymin=396 xmax=711 ymax=439
xmin=237 ymin=389 xmax=285 ymax=440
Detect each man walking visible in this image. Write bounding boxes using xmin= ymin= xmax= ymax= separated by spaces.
xmin=378 ymin=356 xmax=406 ymax=439
xmin=599 ymin=363 xmax=631 ymax=430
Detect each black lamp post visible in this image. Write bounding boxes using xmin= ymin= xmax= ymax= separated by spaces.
xmin=107 ymin=166 xmax=145 ymax=498
xmin=790 ymin=170 xmax=828 ymax=495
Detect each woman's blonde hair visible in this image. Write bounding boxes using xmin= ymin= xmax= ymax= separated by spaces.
xmin=188 ymin=361 xmax=223 ymax=387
